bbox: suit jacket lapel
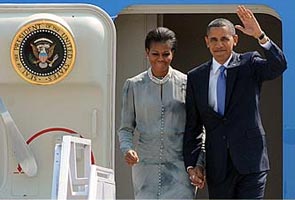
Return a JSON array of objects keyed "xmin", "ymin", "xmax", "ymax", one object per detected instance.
[
  {"xmin": 199, "ymin": 54, "xmax": 241, "ymax": 117},
  {"xmin": 199, "ymin": 62, "xmax": 210, "ymax": 109},
  {"xmin": 199, "ymin": 61, "xmax": 221, "ymax": 118},
  {"xmin": 225, "ymin": 52, "xmax": 240, "ymax": 113}
]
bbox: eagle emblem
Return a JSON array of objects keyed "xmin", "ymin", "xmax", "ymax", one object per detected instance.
[
  {"xmin": 11, "ymin": 19, "xmax": 76, "ymax": 85},
  {"xmin": 30, "ymin": 38, "xmax": 59, "ymax": 69}
]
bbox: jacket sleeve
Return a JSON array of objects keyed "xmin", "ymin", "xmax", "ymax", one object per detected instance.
[
  {"xmin": 183, "ymin": 72, "xmax": 205, "ymax": 169},
  {"xmin": 252, "ymin": 40, "xmax": 287, "ymax": 82}
]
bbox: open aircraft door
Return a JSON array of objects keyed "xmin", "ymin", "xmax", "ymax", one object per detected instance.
[{"xmin": 0, "ymin": 4, "xmax": 116, "ymax": 199}]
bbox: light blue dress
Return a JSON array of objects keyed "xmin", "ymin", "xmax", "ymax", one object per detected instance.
[{"xmin": 118, "ymin": 67, "xmax": 195, "ymax": 199}]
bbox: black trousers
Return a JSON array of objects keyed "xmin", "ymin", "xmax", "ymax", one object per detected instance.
[{"xmin": 207, "ymin": 152, "xmax": 268, "ymax": 199}]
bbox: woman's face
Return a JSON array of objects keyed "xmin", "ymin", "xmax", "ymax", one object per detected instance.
[{"xmin": 146, "ymin": 42, "xmax": 174, "ymax": 77}]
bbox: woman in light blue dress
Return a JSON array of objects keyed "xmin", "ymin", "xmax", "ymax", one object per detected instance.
[{"xmin": 118, "ymin": 27, "xmax": 200, "ymax": 199}]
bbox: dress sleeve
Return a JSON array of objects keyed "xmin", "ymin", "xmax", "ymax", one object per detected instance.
[{"xmin": 118, "ymin": 79, "xmax": 136, "ymax": 154}]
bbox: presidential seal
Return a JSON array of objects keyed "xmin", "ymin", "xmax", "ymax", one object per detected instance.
[{"xmin": 11, "ymin": 19, "xmax": 76, "ymax": 85}]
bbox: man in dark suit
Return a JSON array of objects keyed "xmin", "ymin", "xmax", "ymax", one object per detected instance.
[{"xmin": 183, "ymin": 5, "xmax": 287, "ymax": 199}]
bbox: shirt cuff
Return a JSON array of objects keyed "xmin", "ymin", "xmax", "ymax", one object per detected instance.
[
  {"xmin": 187, "ymin": 166, "xmax": 194, "ymax": 172},
  {"xmin": 260, "ymin": 39, "xmax": 271, "ymax": 50}
]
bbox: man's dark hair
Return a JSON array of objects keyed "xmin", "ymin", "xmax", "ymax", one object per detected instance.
[{"xmin": 207, "ymin": 18, "xmax": 236, "ymax": 36}]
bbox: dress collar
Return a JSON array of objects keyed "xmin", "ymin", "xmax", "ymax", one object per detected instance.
[{"xmin": 148, "ymin": 66, "xmax": 172, "ymax": 85}]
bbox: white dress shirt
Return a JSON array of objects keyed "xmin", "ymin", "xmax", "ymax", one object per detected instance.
[{"xmin": 208, "ymin": 55, "xmax": 232, "ymax": 113}]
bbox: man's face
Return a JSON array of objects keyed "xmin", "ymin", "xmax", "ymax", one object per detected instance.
[{"xmin": 205, "ymin": 26, "xmax": 238, "ymax": 64}]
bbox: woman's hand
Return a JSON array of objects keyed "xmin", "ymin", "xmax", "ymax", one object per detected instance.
[{"xmin": 124, "ymin": 150, "xmax": 139, "ymax": 166}]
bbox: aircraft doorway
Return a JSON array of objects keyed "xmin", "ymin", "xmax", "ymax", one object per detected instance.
[{"xmin": 115, "ymin": 6, "xmax": 283, "ymax": 199}]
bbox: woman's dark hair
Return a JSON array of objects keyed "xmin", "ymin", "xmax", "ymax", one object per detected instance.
[{"xmin": 145, "ymin": 27, "xmax": 177, "ymax": 51}]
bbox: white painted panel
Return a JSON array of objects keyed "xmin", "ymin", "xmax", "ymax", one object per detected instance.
[{"xmin": 0, "ymin": 4, "xmax": 115, "ymax": 199}]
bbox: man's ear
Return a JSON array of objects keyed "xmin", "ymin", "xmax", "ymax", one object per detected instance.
[
  {"xmin": 171, "ymin": 50, "xmax": 175, "ymax": 57},
  {"xmin": 233, "ymin": 34, "xmax": 239, "ymax": 46},
  {"xmin": 205, "ymin": 36, "xmax": 209, "ymax": 48}
]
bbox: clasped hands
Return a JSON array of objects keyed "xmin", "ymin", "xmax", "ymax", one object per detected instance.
[{"xmin": 188, "ymin": 166, "xmax": 206, "ymax": 189}]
